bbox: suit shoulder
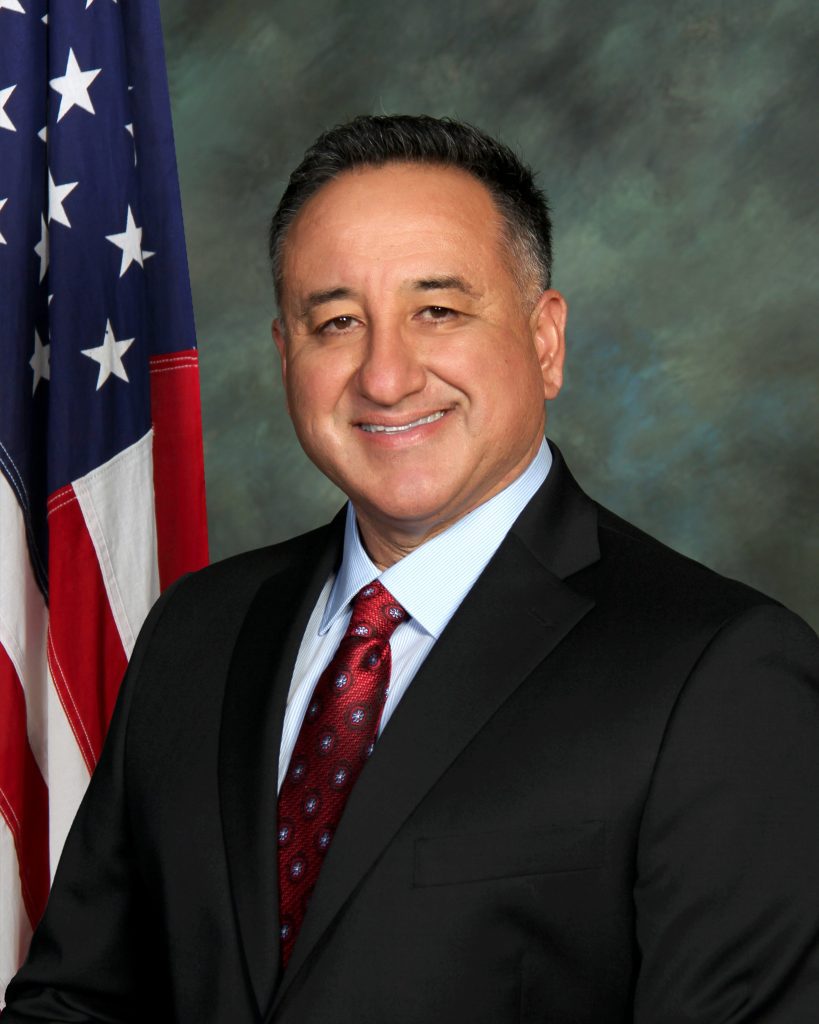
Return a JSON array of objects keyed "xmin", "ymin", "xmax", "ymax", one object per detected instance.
[
  {"xmin": 178, "ymin": 521, "xmax": 337, "ymax": 597},
  {"xmin": 591, "ymin": 503, "xmax": 788, "ymax": 629},
  {"xmin": 137, "ymin": 520, "xmax": 341, "ymax": 648}
]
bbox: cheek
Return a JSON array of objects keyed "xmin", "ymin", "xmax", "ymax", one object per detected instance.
[
  {"xmin": 474, "ymin": 346, "xmax": 546, "ymax": 433},
  {"xmin": 286, "ymin": 353, "xmax": 340, "ymax": 415},
  {"xmin": 285, "ymin": 361, "xmax": 354, "ymax": 455},
  {"xmin": 442, "ymin": 335, "xmax": 537, "ymax": 402}
]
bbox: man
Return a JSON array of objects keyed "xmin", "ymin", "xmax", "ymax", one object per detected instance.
[{"xmin": 5, "ymin": 115, "xmax": 819, "ymax": 1022}]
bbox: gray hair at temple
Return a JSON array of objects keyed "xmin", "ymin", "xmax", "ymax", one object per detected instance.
[{"xmin": 268, "ymin": 114, "xmax": 553, "ymax": 308}]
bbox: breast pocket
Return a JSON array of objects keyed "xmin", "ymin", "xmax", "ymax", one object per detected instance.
[{"xmin": 413, "ymin": 821, "xmax": 605, "ymax": 887}]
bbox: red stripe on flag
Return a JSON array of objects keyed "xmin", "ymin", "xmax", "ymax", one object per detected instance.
[
  {"xmin": 0, "ymin": 644, "xmax": 49, "ymax": 928},
  {"xmin": 150, "ymin": 351, "xmax": 209, "ymax": 590},
  {"xmin": 46, "ymin": 485, "xmax": 128, "ymax": 771}
]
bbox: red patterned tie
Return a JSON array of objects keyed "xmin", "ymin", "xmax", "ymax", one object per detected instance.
[{"xmin": 277, "ymin": 580, "xmax": 407, "ymax": 966}]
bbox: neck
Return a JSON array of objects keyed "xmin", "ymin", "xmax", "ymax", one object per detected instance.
[{"xmin": 355, "ymin": 518, "xmax": 437, "ymax": 570}]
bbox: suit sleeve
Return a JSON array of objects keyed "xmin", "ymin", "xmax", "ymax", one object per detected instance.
[
  {"xmin": 633, "ymin": 603, "xmax": 819, "ymax": 1022},
  {"xmin": 2, "ymin": 580, "xmax": 184, "ymax": 1023}
]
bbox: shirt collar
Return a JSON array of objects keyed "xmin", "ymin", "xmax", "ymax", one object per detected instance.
[{"xmin": 320, "ymin": 439, "xmax": 552, "ymax": 639}]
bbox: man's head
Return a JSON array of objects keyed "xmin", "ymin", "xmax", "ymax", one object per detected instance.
[
  {"xmin": 271, "ymin": 115, "xmax": 567, "ymax": 568},
  {"xmin": 269, "ymin": 114, "xmax": 553, "ymax": 308}
]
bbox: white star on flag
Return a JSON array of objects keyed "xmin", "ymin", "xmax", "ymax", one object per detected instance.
[
  {"xmin": 85, "ymin": 0, "xmax": 118, "ymax": 7},
  {"xmin": 0, "ymin": 0, "xmax": 25, "ymax": 13},
  {"xmin": 0, "ymin": 197, "xmax": 7, "ymax": 244},
  {"xmin": 125, "ymin": 122, "xmax": 137, "ymax": 165},
  {"xmin": 34, "ymin": 214, "xmax": 49, "ymax": 281},
  {"xmin": 0, "ymin": 84, "xmax": 16, "ymax": 132},
  {"xmin": 106, "ymin": 205, "xmax": 154, "ymax": 276},
  {"xmin": 29, "ymin": 329, "xmax": 51, "ymax": 394},
  {"xmin": 81, "ymin": 319, "xmax": 135, "ymax": 389},
  {"xmin": 49, "ymin": 48, "xmax": 101, "ymax": 122},
  {"xmin": 48, "ymin": 170, "xmax": 79, "ymax": 228}
]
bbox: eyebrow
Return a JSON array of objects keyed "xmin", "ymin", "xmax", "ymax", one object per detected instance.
[
  {"xmin": 410, "ymin": 276, "xmax": 479, "ymax": 298},
  {"xmin": 299, "ymin": 287, "xmax": 356, "ymax": 318},
  {"xmin": 296, "ymin": 275, "xmax": 480, "ymax": 320}
]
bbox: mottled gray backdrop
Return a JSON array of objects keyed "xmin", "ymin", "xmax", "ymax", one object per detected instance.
[{"xmin": 159, "ymin": 0, "xmax": 818, "ymax": 629}]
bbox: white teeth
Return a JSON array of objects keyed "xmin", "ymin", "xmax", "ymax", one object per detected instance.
[{"xmin": 360, "ymin": 411, "xmax": 446, "ymax": 434}]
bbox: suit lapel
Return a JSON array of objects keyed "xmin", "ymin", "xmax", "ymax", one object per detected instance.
[
  {"xmin": 273, "ymin": 444, "xmax": 600, "ymax": 1009},
  {"xmin": 218, "ymin": 517, "xmax": 344, "ymax": 1019}
]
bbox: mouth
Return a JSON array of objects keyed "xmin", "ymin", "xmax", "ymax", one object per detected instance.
[{"xmin": 358, "ymin": 410, "xmax": 447, "ymax": 434}]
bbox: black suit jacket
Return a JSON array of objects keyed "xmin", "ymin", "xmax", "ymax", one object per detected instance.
[{"xmin": 5, "ymin": 445, "xmax": 819, "ymax": 1023}]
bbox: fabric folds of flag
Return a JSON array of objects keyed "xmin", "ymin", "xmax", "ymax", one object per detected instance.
[{"xmin": 0, "ymin": 0, "xmax": 209, "ymax": 1002}]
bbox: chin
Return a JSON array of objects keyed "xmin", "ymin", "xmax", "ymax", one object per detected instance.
[{"xmin": 359, "ymin": 486, "xmax": 462, "ymax": 535}]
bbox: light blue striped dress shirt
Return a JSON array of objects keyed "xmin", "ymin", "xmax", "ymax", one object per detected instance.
[{"xmin": 276, "ymin": 438, "xmax": 552, "ymax": 792}]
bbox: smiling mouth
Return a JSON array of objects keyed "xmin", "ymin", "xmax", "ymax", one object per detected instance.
[{"xmin": 358, "ymin": 411, "xmax": 447, "ymax": 434}]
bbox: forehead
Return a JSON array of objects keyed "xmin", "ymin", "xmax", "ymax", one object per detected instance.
[{"xmin": 280, "ymin": 163, "xmax": 508, "ymax": 295}]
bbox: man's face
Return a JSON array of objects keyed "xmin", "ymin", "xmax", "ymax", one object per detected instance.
[{"xmin": 274, "ymin": 162, "xmax": 566, "ymax": 565}]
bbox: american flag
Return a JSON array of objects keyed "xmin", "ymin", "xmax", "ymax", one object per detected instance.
[{"xmin": 0, "ymin": 0, "xmax": 209, "ymax": 1001}]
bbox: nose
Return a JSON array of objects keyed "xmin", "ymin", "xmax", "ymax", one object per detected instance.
[{"xmin": 355, "ymin": 319, "xmax": 426, "ymax": 406}]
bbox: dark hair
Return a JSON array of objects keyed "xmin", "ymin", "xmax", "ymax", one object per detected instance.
[{"xmin": 269, "ymin": 114, "xmax": 552, "ymax": 306}]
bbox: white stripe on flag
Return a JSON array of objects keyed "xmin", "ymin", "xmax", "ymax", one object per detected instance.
[
  {"xmin": 0, "ymin": 471, "xmax": 90, "ymax": 874},
  {"xmin": 1, "ymin": 471, "xmax": 90, "ymax": 1000},
  {"xmin": 0, "ymin": 820, "xmax": 32, "ymax": 1012},
  {"xmin": 0, "ymin": 472, "xmax": 48, "ymax": 773},
  {"xmin": 73, "ymin": 430, "xmax": 160, "ymax": 659},
  {"xmin": 46, "ymin": 675, "xmax": 91, "ymax": 877}
]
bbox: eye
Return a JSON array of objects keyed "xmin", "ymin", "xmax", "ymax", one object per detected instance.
[
  {"xmin": 417, "ymin": 305, "xmax": 458, "ymax": 322},
  {"xmin": 317, "ymin": 315, "xmax": 360, "ymax": 335}
]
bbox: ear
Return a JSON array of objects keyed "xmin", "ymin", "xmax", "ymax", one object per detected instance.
[
  {"xmin": 530, "ymin": 289, "xmax": 567, "ymax": 400},
  {"xmin": 272, "ymin": 318, "xmax": 287, "ymax": 377},
  {"xmin": 272, "ymin": 318, "xmax": 291, "ymax": 412}
]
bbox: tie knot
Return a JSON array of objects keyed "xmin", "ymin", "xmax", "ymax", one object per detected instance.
[{"xmin": 347, "ymin": 580, "xmax": 407, "ymax": 640}]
